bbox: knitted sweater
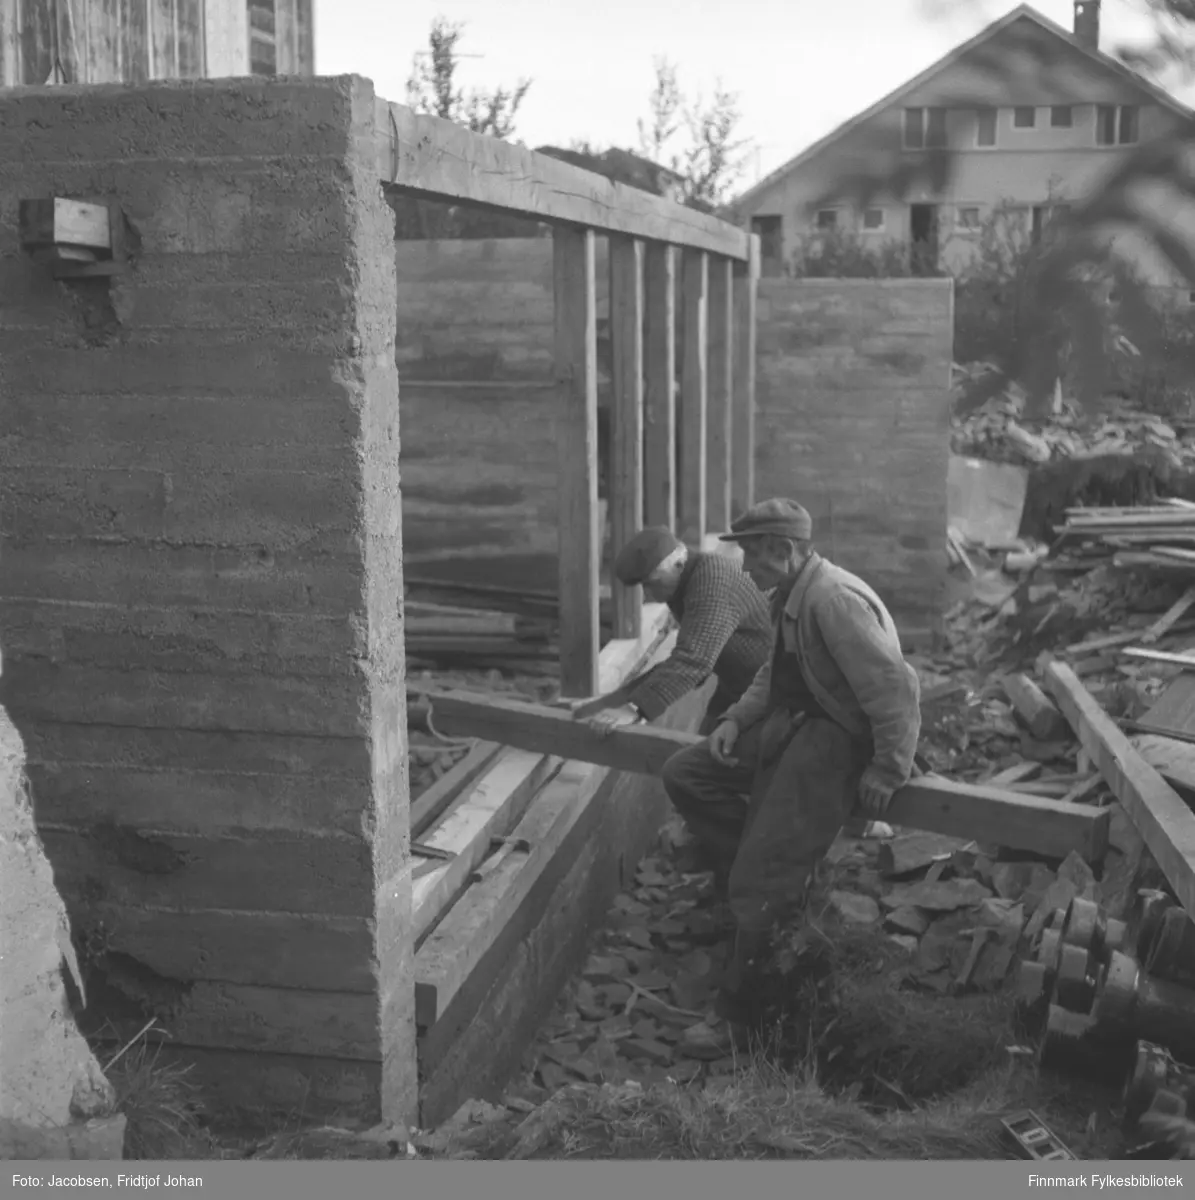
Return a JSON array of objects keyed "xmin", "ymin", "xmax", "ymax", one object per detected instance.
[{"xmin": 626, "ymin": 552, "xmax": 773, "ymax": 720}]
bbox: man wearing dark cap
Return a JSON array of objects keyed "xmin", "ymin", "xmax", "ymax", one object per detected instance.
[
  {"xmin": 660, "ymin": 498, "xmax": 922, "ymax": 1041},
  {"xmin": 579, "ymin": 525, "xmax": 773, "ymax": 739}
]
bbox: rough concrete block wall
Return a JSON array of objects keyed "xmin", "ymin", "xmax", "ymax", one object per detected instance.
[
  {"xmin": 0, "ymin": 659, "xmax": 125, "ymax": 1159},
  {"xmin": 0, "ymin": 76, "xmax": 414, "ymax": 1124},
  {"xmin": 753, "ymin": 278, "xmax": 953, "ymax": 647}
]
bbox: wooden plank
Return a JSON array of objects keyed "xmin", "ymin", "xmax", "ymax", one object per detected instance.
[
  {"xmin": 678, "ymin": 249, "xmax": 708, "ymax": 547},
  {"xmin": 410, "ymin": 740, "xmax": 505, "ymax": 839},
  {"xmin": 706, "ymin": 255, "xmax": 734, "ymax": 534},
  {"xmin": 372, "ymin": 101, "xmax": 751, "ymax": 260},
  {"xmin": 410, "ymin": 750, "xmax": 561, "ymax": 941},
  {"xmin": 419, "ymin": 690, "xmax": 1108, "ymax": 861},
  {"xmin": 1001, "ymin": 672, "xmax": 1069, "ymax": 741},
  {"xmin": 202, "ymin": 0, "xmax": 250, "ymax": 75},
  {"xmin": 1135, "ymin": 733, "xmax": 1195, "ymax": 798},
  {"xmin": 731, "ymin": 235, "xmax": 759, "ymax": 521},
  {"xmin": 1143, "ymin": 584, "xmax": 1195, "ymax": 643},
  {"xmin": 295, "ymin": 0, "xmax": 314, "ymax": 73},
  {"xmin": 1123, "ymin": 647, "xmax": 1195, "ymax": 669},
  {"xmin": 415, "ymin": 622, "xmax": 680, "ymax": 1031},
  {"xmin": 1137, "ymin": 673, "xmax": 1195, "ymax": 740},
  {"xmin": 149, "ymin": 0, "xmax": 179, "ymax": 78},
  {"xmin": 1045, "ymin": 660, "xmax": 1195, "ymax": 915},
  {"xmin": 0, "ymin": 0, "xmax": 18, "ymax": 85},
  {"xmin": 553, "ymin": 226, "xmax": 601, "ymax": 698},
  {"xmin": 609, "ymin": 234, "xmax": 645, "ymax": 639},
  {"xmin": 122, "ymin": 0, "xmax": 150, "ymax": 83},
  {"xmin": 643, "ymin": 242, "xmax": 677, "ymax": 532},
  {"xmin": 274, "ymin": 0, "xmax": 298, "ymax": 73}
]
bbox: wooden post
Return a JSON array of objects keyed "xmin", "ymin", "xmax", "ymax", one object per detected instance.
[
  {"xmin": 678, "ymin": 248, "xmax": 708, "ymax": 547},
  {"xmin": 609, "ymin": 234, "xmax": 645, "ymax": 639},
  {"xmin": 706, "ymin": 255, "xmax": 734, "ymax": 535},
  {"xmin": 731, "ymin": 234, "xmax": 760, "ymax": 521},
  {"xmin": 643, "ymin": 243, "xmax": 676, "ymax": 532},
  {"xmin": 553, "ymin": 227, "xmax": 601, "ymax": 698}
]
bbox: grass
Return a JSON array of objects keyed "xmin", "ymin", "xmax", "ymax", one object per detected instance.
[{"xmin": 97, "ymin": 1023, "xmax": 221, "ymax": 1160}]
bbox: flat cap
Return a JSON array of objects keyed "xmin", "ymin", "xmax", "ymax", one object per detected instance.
[
  {"xmin": 614, "ymin": 526, "xmax": 684, "ymax": 586},
  {"xmin": 719, "ymin": 498, "xmax": 813, "ymax": 543}
]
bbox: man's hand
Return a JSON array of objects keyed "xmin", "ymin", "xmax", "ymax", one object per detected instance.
[
  {"xmin": 858, "ymin": 766, "xmax": 897, "ymax": 818},
  {"xmin": 584, "ymin": 704, "xmax": 642, "ymax": 738},
  {"xmin": 708, "ymin": 719, "xmax": 740, "ymax": 766}
]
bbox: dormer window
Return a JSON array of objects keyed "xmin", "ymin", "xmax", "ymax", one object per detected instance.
[
  {"xmin": 904, "ymin": 107, "xmax": 947, "ymax": 149},
  {"xmin": 1013, "ymin": 106, "xmax": 1037, "ymax": 128}
]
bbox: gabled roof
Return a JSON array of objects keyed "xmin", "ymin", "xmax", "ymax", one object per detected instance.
[{"xmin": 732, "ymin": 2, "xmax": 1192, "ymax": 210}]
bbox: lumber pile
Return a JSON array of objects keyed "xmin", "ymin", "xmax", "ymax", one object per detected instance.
[
  {"xmin": 403, "ymin": 598, "xmax": 559, "ymax": 672},
  {"xmin": 1054, "ymin": 502, "xmax": 1195, "ymax": 574}
]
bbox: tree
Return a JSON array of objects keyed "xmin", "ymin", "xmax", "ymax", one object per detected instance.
[
  {"xmin": 824, "ymin": 0, "xmax": 1195, "ymax": 416},
  {"xmin": 404, "ymin": 17, "xmax": 531, "ymax": 139},
  {"xmin": 636, "ymin": 57, "xmax": 751, "ymax": 208}
]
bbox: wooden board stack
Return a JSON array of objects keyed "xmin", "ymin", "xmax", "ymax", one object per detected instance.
[{"xmin": 1056, "ymin": 501, "xmax": 1195, "ymax": 573}]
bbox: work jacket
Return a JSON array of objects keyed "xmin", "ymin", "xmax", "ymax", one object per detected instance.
[{"xmin": 721, "ymin": 552, "xmax": 922, "ymax": 790}]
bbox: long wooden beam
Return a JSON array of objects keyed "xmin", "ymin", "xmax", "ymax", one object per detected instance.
[
  {"xmin": 706, "ymin": 255, "xmax": 734, "ymax": 535},
  {"xmin": 372, "ymin": 100, "xmax": 751, "ymax": 261},
  {"xmin": 609, "ymin": 234, "xmax": 645, "ymax": 639},
  {"xmin": 553, "ymin": 226, "xmax": 601, "ymax": 697},
  {"xmin": 1045, "ymin": 659, "xmax": 1195, "ymax": 915},
  {"xmin": 643, "ymin": 243, "xmax": 677, "ymax": 532},
  {"xmin": 730, "ymin": 235, "xmax": 760, "ymax": 521},
  {"xmin": 678, "ymin": 249, "xmax": 708, "ymax": 547},
  {"xmin": 420, "ymin": 690, "xmax": 1109, "ymax": 861}
]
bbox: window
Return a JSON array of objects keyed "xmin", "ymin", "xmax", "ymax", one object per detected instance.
[
  {"xmin": 957, "ymin": 206, "xmax": 981, "ymax": 231},
  {"xmin": 749, "ymin": 215, "xmax": 783, "ymax": 271},
  {"xmin": 1013, "ymin": 106, "xmax": 1037, "ymax": 128},
  {"xmin": 1097, "ymin": 104, "xmax": 1139, "ymax": 145},
  {"xmin": 1051, "ymin": 105, "xmax": 1073, "ymax": 127},
  {"xmin": 976, "ymin": 107, "xmax": 997, "ymax": 147},
  {"xmin": 815, "ymin": 209, "xmax": 839, "ymax": 230},
  {"xmin": 862, "ymin": 208, "xmax": 885, "ymax": 231},
  {"xmin": 904, "ymin": 107, "xmax": 947, "ymax": 149}
]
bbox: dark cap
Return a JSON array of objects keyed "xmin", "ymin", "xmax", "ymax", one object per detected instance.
[
  {"xmin": 614, "ymin": 526, "xmax": 685, "ymax": 586},
  {"xmin": 719, "ymin": 498, "xmax": 813, "ymax": 543}
]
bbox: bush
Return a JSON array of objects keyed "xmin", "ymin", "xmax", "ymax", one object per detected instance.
[{"xmin": 790, "ymin": 227, "xmax": 919, "ymax": 279}]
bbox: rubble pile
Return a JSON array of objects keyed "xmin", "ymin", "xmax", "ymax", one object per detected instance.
[{"xmin": 949, "ymin": 370, "xmax": 1194, "ymax": 471}]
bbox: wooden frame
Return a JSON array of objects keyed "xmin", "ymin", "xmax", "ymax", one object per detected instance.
[{"xmin": 372, "ymin": 96, "xmax": 754, "ymax": 698}]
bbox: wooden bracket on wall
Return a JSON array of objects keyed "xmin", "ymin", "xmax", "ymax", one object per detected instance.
[{"xmin": 18, "ymin": 197, "xmax": 127, "ymax": 280}]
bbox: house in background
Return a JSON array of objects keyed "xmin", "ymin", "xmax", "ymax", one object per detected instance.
[
  {"xmin": 728, "ymin": 1, "xmax": 1193, "ymax": 291},
  {"xmin": 0, "ymin": 0, "xmax": 314, "ymax": 86}
]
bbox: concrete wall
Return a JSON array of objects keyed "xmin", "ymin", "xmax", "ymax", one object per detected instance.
[
  {"xmin": 396, "ymin": 237, "xmax": 619, "ymax": 594},
  {"xmin": 733, "ymin": 14, "xmax": 1187, "ymax": 284},
  {"xmin": 754, "ymin": 278, "xmax": 953, "ymax": 647},
  {"xmin": 0, "ymin": 76, "xmax": 414, "ymax": 1124}
]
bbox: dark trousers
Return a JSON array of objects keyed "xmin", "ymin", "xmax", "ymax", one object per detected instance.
[
  {"xmin": 698, "ymin": 682, "xmax": 737, "ymax": 737},
  {"xmin": 661, "ymin": 710, "xmax": 870, "ymax": 936}
]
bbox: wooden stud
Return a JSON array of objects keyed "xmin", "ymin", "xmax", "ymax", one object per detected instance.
[
  {"xmin": 678, "ymin": 248, "xmax": 708, "ymax": 547},
  {"xmin": 731, "ymin": 234, "xmax": 760, "ymax": 521},
  {"xmin": 553, "ymin": 226, "xmax": 601, "ymax": 698},
  {"xmin": 0, "ymin": 0, "xmax": 18, "ymax": 85},
  {"xmin": 643, "ymin": 243, "xmax": 677, "ymax": 532},
  {"xmin": 609, "ymin": 235, "xmax": 645, "ymax": 639},
  {"xmin": 1045, "ymin": 660, "xmax": 1195, "ymax": 915},
  {"xmin": 706, "ymin": 255, "xmax": 734, "ymax": 535}
]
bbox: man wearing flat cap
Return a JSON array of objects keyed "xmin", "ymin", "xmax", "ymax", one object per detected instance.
[
  {"xmin": 660, "ymin": 498, "xmax": 921, "ymax": 1034},
  {"xmin": 579, "ymin": 525, "xmax": 773, "ymax": 740}
]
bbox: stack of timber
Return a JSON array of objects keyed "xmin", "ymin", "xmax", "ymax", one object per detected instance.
[
  {"xmin": 404, "ymin": 598, "xmax": 557, "ymax": 672},
  {"xmin": 1055, "ymin": 502, "xmax": 1195, "ymax": 574}
]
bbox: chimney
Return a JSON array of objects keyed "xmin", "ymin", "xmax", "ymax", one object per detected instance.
[{"xmin": 1074, "ymin": 0, "xmax": 1100, "ymax": 49}]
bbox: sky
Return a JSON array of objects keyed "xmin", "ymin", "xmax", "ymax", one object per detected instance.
[{"xmin": 314, "ymin": 0, "xmax": 1193, "ymax": 185}]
